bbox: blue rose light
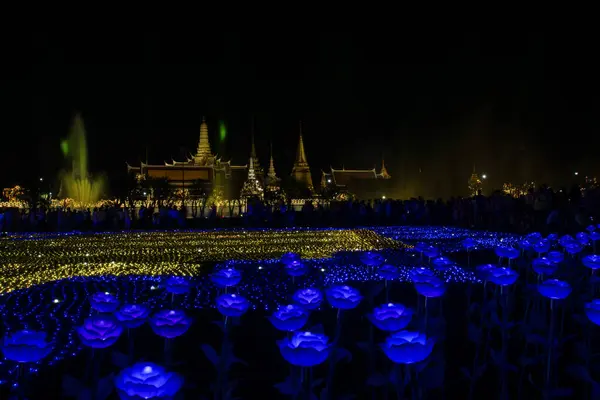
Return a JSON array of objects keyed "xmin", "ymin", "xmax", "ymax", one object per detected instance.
[
  {"xmin": 414, "ymin": 242, "xmax": 428, "ymax": 254},
  {"xmin": 379, "ymin": 264, "xmax": 400, "ymax": 281},
  {"xmin": 526, "ymin": 232, "xmax": 543, "ymax": 241},
  {"xmin": 409, "ymin": 267, "xmax": 435, "ymax": 283},
  {"xmin": 326, "ymin": 285, "xmax": 362, "ymax": 310},
  {"xmin": 559, "ymin": 234, "xmax": 576, "ymax": 247},
  {"xmin": 292, "ymin": 288, "xmax": 323, "ymax": 310},
  {"xmin": 538, "ymin": 279, "xmax": 572, "ymax": 300},
  {"xmin": 210, "ymin": 268, "xmax": 242, "ymax": 288},
  {"xmin": 546, "ymin": 233, "xmax": 559, "ymax": 243},
  {"xmin": 547, "ymin": 251, "xmax": 564, "ymax": 264},
  {"xmin": 360, "ymin": 251, "xmax": 384, "ymax": 267},
  {"xmin": 495, "ymin": 246, "xmax": 519, "ymax": 260},
  {"xmin": 423, "ymin": 246, "xmax": 439, "ymax": 259},
  {"xmin": 216, "ymin": 294, "xmax": 250, "ymax": 317},
  {"xmin": 285, "ymin": 260, "xmax": 308, "ymax": 277},
  {"xmin": 476, "ymin": 264, "xmax": 496, "ymax": 281},
  {"xmin": 1, "ymin": 330, "xmax": 53, "ymax": 363},
  {"xmin": 462, "ymin": 237, "xmax": 477, "ymax": 250},
  {"xmin": 77, "ymin": 315, "xmax": 123, "ymax": 348},
  {"xmin": 585, "ymin": 300, "xmax": 600, "ymax": 326},
  {"xmin": 268, "ymin": 304, "xmax": 310, "ymax": 332},
  {"xmin": 115, "ymin": 304, "xmax": 151, "ymax": 328},
  {"xmin": 532, "ymin": 239, "xmax": 551, "ymax": 254},
  {"xmin": 431, "ymin": 256, "xmax": 453, "ymax": 272},
  {"xmin": 590, "ymin": 231, "xmax": 600, "ymax": 241},
  {"xmin": 165, "ymin": 276, "xmax": 192, "ymax": 295},
  {"xmin": 488, "ymin": 267, "xmax": 519, "ymax": 286},
  {"xmin": 583, "ymin": 255, "xmax": 600, "ymax": 270},
  {"xmin": 368, "ymin": 303, "xmax": 413, "ymax": 332},
  {"xmin": 90, "ymin": 291, "xmax": 120, "ymax": 313},
  {"xmin": 115, "ymin": 362, "xmax": 183, "ymax": 400},
  {"xmin": 281, "ymin": 252, "xmax": 301, "ymax": 265},
  {"xmin": 518, "ymin": 239, "xmax": 532, "ymax": 251},
  {"xmin": 565, "ymin": 242, "xmax": 583, "ymax": 255},
  {"xmin": 278, "ymin": 331, "xmax": 331, "ymax": 367},
  {"xmin": 577, "ymin": 232, "xmax": 590, "ymax": 246},
  {"xmin": 414, "ymin": 277, "xmax": 446, "ymax": 298},
  {"xmin": 149, "ymin": 310, "xmax": 192, "ymax": 339},
  {"xmin": 381, "ymin": 331, "xmax": 435, "ymax": 364},
  {"xmin": 588, "ymin": 225, "xmax": 597, "ymax": 232},
  {"xmin": 532, "ymin": 257, "xmax": 558, "ymax": 276}
]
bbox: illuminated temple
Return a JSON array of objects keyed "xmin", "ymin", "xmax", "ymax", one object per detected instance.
[{"xmin": 127, "ymin": 117, "xmax": 392, "ymax": 200}]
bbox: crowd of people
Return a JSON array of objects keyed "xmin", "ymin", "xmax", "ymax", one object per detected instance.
[{"xmin": 1, "ymin": 184, "xmax": 598, "ymax": 235}]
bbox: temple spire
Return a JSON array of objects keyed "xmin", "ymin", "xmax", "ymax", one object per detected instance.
[
  {"xmin": 250, "ymin": 116, "xmax": 257, "ymax": 159},
  {"xmin": 195, "ymin": 116, "xmax": 212, "ymax": 165},
  {"xmin": 268, "ymin": 142, "xmax": 277, "ymax": 179},
  {"xmin": 248, "ymin": 157, "xmax": 256, "ymax": 181},
  {"xmin": 380, "ymin": 158, "xmax": 391, "ymax": 179},
  {"xmin": 291, "ymin": 120, "xmax": 313, "ymax": 191},
  {"xmin": 240, "ymin": 156, "xmax": 264, "ymax": 199},
  {"xmin": 295, "ymin": 121, "xmax": 309, "ymax": 166}
]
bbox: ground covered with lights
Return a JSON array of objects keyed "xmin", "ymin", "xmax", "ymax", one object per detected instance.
[{"xmin": 2, "ymin": 226, "xmax": 600, "ymax": 399}]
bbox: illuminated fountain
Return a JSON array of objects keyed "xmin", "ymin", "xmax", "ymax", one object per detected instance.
[{"xmin": 58, "ymin": 114, "xmax": 106, "ymax": 207}]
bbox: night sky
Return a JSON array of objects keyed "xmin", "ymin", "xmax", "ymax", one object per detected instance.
[{"xmin": 1, "ymin": 31, "xmax": 598, "ymax": 198}]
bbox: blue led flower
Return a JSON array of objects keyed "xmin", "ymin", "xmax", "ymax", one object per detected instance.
[
  {"xmin": 423, "ymin": 246, "xmax": 439, "ymax": 259},
  {"xmin": 409, "ymin": 267, "xmax": 435, "ymax": 283},
  {"xmin": 414, "ymin": 242, "xmax": 429, "ymax": 254},
  {"xmin": 361, "ymin": 251, "xmax": 384, "ymax": 267},
  {"xmin": 577, "ymin": 232, "xmax": 590, "ymax": 246},
  {"xmin": 590, "ymin": 231, "xmax": 600, "ymax": 242},
  {"xmin": 546, "ymin": 233, "xmax": 559, "ymax": 243},
  {"xmin": 476, "ymin": 264, "xmax": 496, "ymax": 281},
  {"xmin": 326, "ymin": 285, "xmax": 362, "ymax": 309},
  {"xmin": 165, "ymin": 276, "xmax": 192, "ymax": 295},
  {"xmin": 115, "ymin": 304, "xmax": 151, "ymax": 328},
  {"xmin": 588, "ymin": 225, "xmax": 597, "ymax": 232},
  {"xmin": 532, "ymin": 257, "xmax": 558, "ymax": 276},
  {"xmin": 495, "ymin": 246, "xmax": 519, "ymax": 259},
  {"xmin": 216, "ymin": 294, "xmax": 250, "ymax": 317},
  {"xmin": 526, "ymin": 232, "xmax": 543, "ymax": 241},
  {"xmin": 268, "ymin": 304, "xmax": 310, "ymax": 332},
  {"xmin": 565, "ymin": 242, "xmax": 583, "ymax": 255},
  {"xmin": 583, "ymin": 255, "xmax": 600, "ymax": 270},
  {"xmin": 115, "ymin": 362, "xmax": 183, "ymax": 400},
  {"xmin": 1, "ymin": 330, "xmax": 52, "ymax": 363},
  {"xmin": 77, "ymin": 315, "xmax": 123, "ymax": 348},
  {"xmin": 585, "ymin": 300, "xmax": 600, "ymax": 326},
  {"xmin": 381, "ymin": 331, "xmax": 434, "ymax": 364},
  {"xmin": 462, "ymin": 237, "xmax": 477, "ymax": 250},
  {"xmin": 547, "ymin": 251, "xmax": 564, "ymax": 264},
  {"xmin": 559, "ymin": 235, "xmax": 576, "ymax": 247},
  {"xmin": 292, "ymin": 288, "xmax": 323, "ymax": 310},
  {"xmin": 414, "ymin": 277, "xmax": 446, "ymax": 298},
  {"xmin": 518, "ymin": 239, "xmax": 532, "ymax": 251},
  {"xmin": 532, "ymin": 239, "xmax": 551, "ymax": 254},
  {"xmin": 379, "ymin": 264, "xmax": 400, "ymax": 281},
  {"xmin": 149, "ymin": 310, "xmax": 192, "ymax": 338},
  {"xmin": 285, "ymin": 260, "xmax": 308, "ymax": 277},
  {"xmin": 210, "ymin": 268, "xmax": 242, "ymax": 288},
  {"xmin": 488, "ymin": 267, "xmax": 519, "ymax": 286},
  {"xmin": 538, "ymin": 279, "xmax": 571, "ymax": 300},
  {"xmin": 432, "ymin": 256, "xmax": 453, "ymax": 272},
  {"xmin": 281, "ymin": 252, "xmax": 301, "ymax": 265},
  {"xmin": 90, "ymin": 291, "xmax": 120, "ymax": 313},
  {"xmin": 368, "ymin": 303, "xmax": 413, "ymax": 332},
  {"xmin": 278, "ymin": 331, "xmax": 331, "ymax": 367}
]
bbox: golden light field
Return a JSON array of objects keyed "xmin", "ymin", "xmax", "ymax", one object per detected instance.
[{"xmin": 0, "ymin": 229, "xmax": 402, "ymax": 294}]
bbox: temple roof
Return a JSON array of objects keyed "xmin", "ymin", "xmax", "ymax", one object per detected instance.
[
  {"xmin": 329, "ymin": 167, "xmax": 378, "ymax": 186},
  {"xmin": 195, "ymin": 117, "xmax": 213, "ymax": 164},
  {"xmin": 293, "ymin": 121, "xmax": 309, "ymax": 168}
]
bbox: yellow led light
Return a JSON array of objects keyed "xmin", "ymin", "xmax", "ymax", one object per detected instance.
[{"xmin": 0, "ymin": 229, "xmax": 404, "ymax": 294}]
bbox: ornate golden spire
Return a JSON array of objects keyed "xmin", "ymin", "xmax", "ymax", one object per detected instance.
[
  {"xmin": 268, "ymin": 143, "xmax": 277, "ymax": 179},
  {"xmin": 291, "ymin": 120, "xmax": 313, "ymax": 190},
  {"xmin": 380, "ymin": 158, "xmax": 391, "ymax": 179},
  {"xmin": 195, "ymin": 116, "xmax": 212, "ymax": 165}
]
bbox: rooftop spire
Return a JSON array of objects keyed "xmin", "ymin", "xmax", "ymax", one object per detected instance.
[
  {"xmin": 250, "ymin": 116, "xmax": 257, "ymax": 159},
  {"xmin": 295, "ymin": 120, "xmax": 309, "ymax": 166},
  {"xmin": 195, "ymin": 116, "xmax": 212, "ymax": 165},
  {"xmin": 380, "ymin": 158, "xmax": 391, "ymax": 179},
  {"xmin": 291, "ymin": 120, "xmax": 313, "ymax": 191},
  {"xmin": 240, "ymin": 156, "xmax": 264, "ymax": 199},
  {"xmin": 248, "ymin": 156, "xmax": 256, "ymax": 181}
]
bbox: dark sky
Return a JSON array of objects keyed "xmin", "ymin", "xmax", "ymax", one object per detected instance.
[{"xmin": 1, "ymin": 31, "xmax": 598, "ymax": 198}]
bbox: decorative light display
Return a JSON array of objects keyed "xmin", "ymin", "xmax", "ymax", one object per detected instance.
[{"xmin": 0, "ymin": 229, "xmax": 400, "ymax": 294}]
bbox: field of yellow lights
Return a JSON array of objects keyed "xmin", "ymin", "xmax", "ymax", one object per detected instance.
[{"xmin": 0, "ymin": 229, "xmax": 402, "ymax": 294}]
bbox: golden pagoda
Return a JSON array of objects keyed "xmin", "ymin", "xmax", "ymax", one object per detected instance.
[
  {"xmin": 468, "ymin": 165, "xmax": 482, "ymax": 196},
  {"xmin": 290, "ymin": 121, "xmax": 314, "ymax": 191}
]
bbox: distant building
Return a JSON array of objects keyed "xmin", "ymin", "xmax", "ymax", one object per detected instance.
[
  {"xmin": 321, "ymin": 160, "xmax": 392, "ymax": 200},
  {"xmin": 290, "ymin": 122, "xmax": 314, "ymax": 192},
  {"xmin": 127, "ymin": 117, "xmax": 247, "ymax": 199}
]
